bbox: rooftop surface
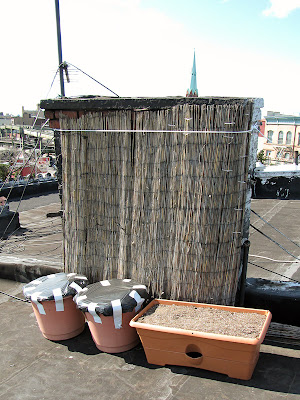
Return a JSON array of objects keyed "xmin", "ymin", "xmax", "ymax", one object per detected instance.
[
  {"xmin": 0, "ymin": 277, "xmax": 299, "ymax": 400},
  {"xmin": 255, "ymin": 164, "xmax": 300, "ymax": 179},
  {"xmin": 0, "ymin": 195, "xmax": 299, "ymax": 399}
]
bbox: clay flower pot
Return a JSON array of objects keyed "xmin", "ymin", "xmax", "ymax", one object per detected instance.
[
  {"xmin": 130, "ymin": 299, "xmax": 272, "ymax": 380},
  {"xmin": 23, "ymin": 272, "xmax": 88, "ymax": 341},
  {"xmin": 31, "ymin": 295, "xmax": 85, "ymax": 341},
  {"xmin": 74, "ymin": 279, "xmax": 149, "ymax": 353},
  {"xmin": 85, "ymin": 309, "xmax": 140, "ymax": 353}
]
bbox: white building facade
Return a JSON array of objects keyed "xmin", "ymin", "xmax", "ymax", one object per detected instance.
[{"xmin": 259, "ymin": 112, "xmax": 300, "ymax": 163}]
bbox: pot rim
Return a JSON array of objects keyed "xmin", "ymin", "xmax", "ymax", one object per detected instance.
[{"xmin": 130, "ymin": 298, "xmax": 272, "ymax": 345}]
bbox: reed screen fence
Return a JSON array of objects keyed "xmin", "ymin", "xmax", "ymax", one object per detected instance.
[{"xmin": 60, "ymin": 102, "xmax": 253, "ymax": 304}]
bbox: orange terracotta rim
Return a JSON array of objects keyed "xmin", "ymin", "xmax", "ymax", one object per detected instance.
[{"xmin": 130, "ymin": 299, "xmax": 272, "ymax": 345}]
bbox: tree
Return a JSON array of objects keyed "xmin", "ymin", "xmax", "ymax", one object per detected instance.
[
  {"xmin": 0, "ymin": 164, "xmax": 9, "ymax": 181},
  {"xmin": 257, "ymin": 150, "xmax": 267, "ymax": 164}
]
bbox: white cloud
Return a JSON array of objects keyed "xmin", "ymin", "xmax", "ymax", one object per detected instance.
[{"xmin": 263, "ymin": 0, "xmax": 300, "ymax": 18}]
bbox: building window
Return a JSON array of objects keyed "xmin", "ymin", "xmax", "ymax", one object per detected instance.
[
  {"xmin": 278, "ymin": 131, "xmax": 283, "ymax": 144},
  {"xmin": 267, "ymin": 130, "xmax": 273, "ymax": 143},
  {"xmin": 284, "ymin": 153, "xmax": 290, "ymax": 160},
  {"xmin": 298, "ymin": 132, "xmax": 300, "ymax": 146},
  {"xmin": 286, "ymin": 131, "xmax": 292, "ymax": 145},
  {"xmin": 266, "ymin": 151, "xmax": 272, "ymax": 157}
]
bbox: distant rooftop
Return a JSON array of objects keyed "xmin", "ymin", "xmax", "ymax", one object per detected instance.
[
  {"xmin": 264, "ymin": 111, "xmax": 300, "ymax": 124},
  {"xmin": 0, "ymin": 112, "xmax": 13, "ymax": 118}
]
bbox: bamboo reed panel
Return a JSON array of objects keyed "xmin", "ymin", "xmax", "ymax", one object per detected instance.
[{"xmin": 60, "ymin": 101, "xmax": 253, "ymax": 305}]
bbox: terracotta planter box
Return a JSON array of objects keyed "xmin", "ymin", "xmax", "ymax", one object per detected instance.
[{"xmin": 130, "ymin": 299, "xmax": 272, "ymax": 380}]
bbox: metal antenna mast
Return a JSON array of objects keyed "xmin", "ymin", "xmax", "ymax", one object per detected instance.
[{"xmin": 55, "ymin": 0, "xmax": 65, "ymax": 97}]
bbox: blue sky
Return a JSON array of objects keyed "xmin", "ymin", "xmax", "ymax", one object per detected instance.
[
  {"xmin": 1, "ymin": 0, "xmax": 300, "ymax": 117},
  {"xmin": 140, "ymin": 0, "xmax": 300, "ymax": 57}
]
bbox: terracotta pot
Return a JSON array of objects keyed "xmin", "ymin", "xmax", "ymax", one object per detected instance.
[
  {"xmin": 130, "ymin": 299, "xmax": 272, "ymax": 380},
  {"xmin": 85, "ymin": 309, "xmax": 140, "ymax": 353},
  {"xmin": 31, "ymin": 295, "xmax": 85, "ymax": 341}
]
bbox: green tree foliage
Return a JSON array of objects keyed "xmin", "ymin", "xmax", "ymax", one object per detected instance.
[
  {"xmin": 257, "ymin": 150, "xmax": 267, "ymax": 164},
  {"xmin": 0, "ymin": 164, "xmax": 9, "ymax": 181}
]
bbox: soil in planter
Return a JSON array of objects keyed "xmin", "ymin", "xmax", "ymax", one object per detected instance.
[{"xmin": 137, "ymin": 304, "xmax": 267, "ymax": 339}]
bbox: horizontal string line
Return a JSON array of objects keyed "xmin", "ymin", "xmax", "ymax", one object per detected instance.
[
  {"xmin": 71, "ymin": 188, "xmax": 247, "ymax": 196},
  {"xmin": 57, "ymin": 128, "xmax": 253, "ymax": 134}
]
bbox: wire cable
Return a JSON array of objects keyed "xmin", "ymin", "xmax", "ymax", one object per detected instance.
[
  {"xmin": 250, "ymin": 223, "xmax": 300, "ymax": 262},
  {"xmin": 248, "ymin": 261, "xmax": 300, "ymax": 284},
  {"xmin": 45, "ymin": 65, "xmax": 61, "ymax": 99},
  {"xmin": 248, "ymin": 254, "xmax": 300, "ymax": 263},
  {"xmin": 0, "ymin": 209, "xmax": 62, "ymax": 252},
  {"xmin": 251, "ymin": 209, "xmax": 300, "ymax": 250},
  {"xmin": 0, "ymin": 290, "xmax": 30, "ymax": 303},
  {"xmin": 54, "ymin": 128, "xmax": 253, "ymax": 134},
  {"xmin": 0, "ymin": 135, "xmax": 55, "ymax": 239},
  {"xmin": 65, "ymin": 61, "xmax": 119, "ymax": 97},
  {"xmin": 0, "ymin": 65, "xmax": 62, "ymax": 247},
  {"xmin": 0, "ymin": 111, "xmax": 48, "ymax": 191},
  {"xmin": 0, "ymin": 118, "xmax": 51, "ymax": 199},
  {"xmin": 0, "ymin": 135, "xmax": 52, "ymax": 218}
]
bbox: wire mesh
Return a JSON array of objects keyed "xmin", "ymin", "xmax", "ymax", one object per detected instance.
[{"xmin": 60, "ymin": 101, "xmax": 253, "ymax": 305}]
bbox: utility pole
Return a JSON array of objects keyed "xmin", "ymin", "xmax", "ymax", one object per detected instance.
[
  {"xmin": 54, "ymin": 0, "xmax": 64, "ymax": 206},
  {"xmin": 55, "ymin": 0, "xmax": 65, "ymax": 97}
]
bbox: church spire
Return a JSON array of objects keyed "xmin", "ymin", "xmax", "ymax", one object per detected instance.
[{"xmin": 186, "ymin": 50, "xmax": 198, "ymax": 97}]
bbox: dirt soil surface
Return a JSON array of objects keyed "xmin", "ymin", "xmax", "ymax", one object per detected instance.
[{"xmin": 138, "ymin": 304, "xmax": 267, "ymax": 339}]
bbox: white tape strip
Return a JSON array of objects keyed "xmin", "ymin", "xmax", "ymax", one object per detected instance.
[
  {"xmin": 69, "ymin": 281, "xmax": 84, "ymax": 293},
  {"xmin": 74, "ymin": 294, "xmax": 89, "ymax": 309},
  {"xmin": 100, "ymin": 280, "xmax": 111, "ymax": 286},
  {"xmin": 132, "ymin": 285, "xmax": 147, "ymax": 290},
  {"xmin": 111, "ymin": 299, "xmax": 122, "ymax": 329},
  {"xmin": 129, "ymin": 290, "xmax": 145, "ymax": 312},
  {"xmin": 123, "ymin": 279, "xmax": 131, "ymax": 282},
  {"xmin": 31, "ymin": 292, "xmax": 46, "ymax": 315},
  {"xmin": 23, "ymin": 286, "xmax": 37, "ymax": 294},
  {"xmin": 28, "ymin": 279, "xmax": 41, "ymax": 286},
  {"xmin": 53, "ymin": 288, "xmax": 64, "ymax": 312},
  {"xmin": 73, "ymin": 275, "xmax": 88, "ymax": 280},
  {"xmin": 88, "ymin": 303, "xmax": 102, "ymax": 323},
  {"xmin": 67, "ymin": 273, "xmax": 76, "ymax": 277},
  {"xmin": 76, "ymin": 294, "xmax": 87, "ymax": 303}
]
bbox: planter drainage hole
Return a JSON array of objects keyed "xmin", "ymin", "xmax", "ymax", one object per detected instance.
[
  {"xmin": 185, "ymin": 344, "xmax": 202, "ymax": 359},
  {"xmin": 186, "ymin": 351, "xmax": 203, "ymax": 359}
]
